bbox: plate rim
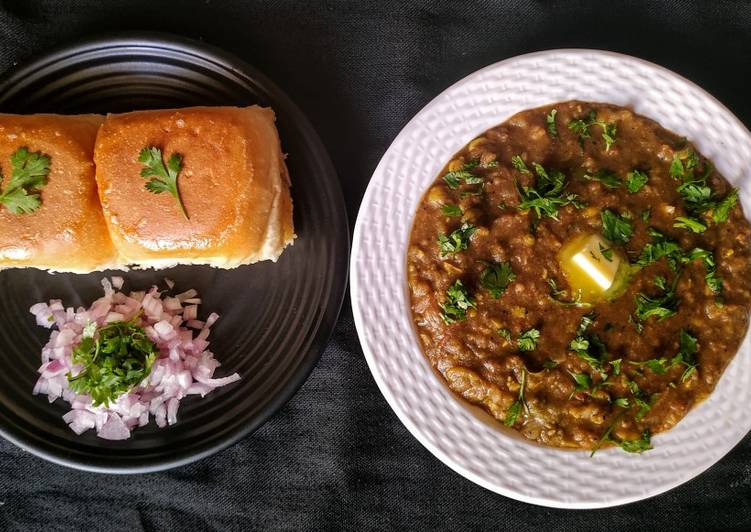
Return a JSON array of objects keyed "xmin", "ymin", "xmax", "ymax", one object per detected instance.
[
  {"xmin": 351, "ymin": 47, "xmax": 751, "ymax": 508},
  {"xmin": 0, "ymin": 31, "xmax": 350, "ymax": 474}
]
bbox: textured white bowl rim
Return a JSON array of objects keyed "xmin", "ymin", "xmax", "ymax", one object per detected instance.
[{"xmin": 351, "ymin": 49, "xmax": 751, "ymax": 509}]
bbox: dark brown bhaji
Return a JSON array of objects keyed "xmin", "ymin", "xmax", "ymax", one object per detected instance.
[{"xmin": 407, "ymin": 100, "xmax": 751, "ymax": 452}]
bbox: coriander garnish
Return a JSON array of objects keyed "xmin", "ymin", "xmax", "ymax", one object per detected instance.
[
  {"xmin": 439, "ymin": 279, "xmax": 475, "ymax": 324},
  {"xmin": 625, "ymin": 170, "xmax": 649, "ymax": 193},
  {"xmin": 685, "ymin": 247, "xmax": 723, "ymax": 294},
  {"xmin": 618, "ymin": 430, "xmax": 652, "ymax": 453},
  {"xmin": 569, "ymin": 313, "xmax": 609, "ymax": 379},
  {"xmin": 67, "ymin": 318, "xmax": 157, "ymax": 407},
  {"xmin": 601, "ymin": 209, "xmax": 633, "ymax": 246},
  {"xmin": 437, "ymin": 223, "xmax": 476, "ymax": 256},
  {"xmin": 546, "ymin": 109, "xmax": 558, "ymax": 137},
  {"xmin": 583, "ymin": 169, "xmax": 621, "ymax": 189},
  {"xmin": 503, "ymin": 369, "xmax": 527, "ymax": 427},
  {"xmin": 479, "ymin": 260, "xmax": 516, "ymax": 298},
  {"xmin": 671, "ymin": 149, "xmax": 738, "ymax": 232},
  {"xmin": 515, "ymin": 161, "xmax": 583, "ymax": 220},
  {"xmin": 139, "ymin": 146, "xmax": 189, "ymax": 219},
  {"xmin": 636, "ymin": 228, "xmax": 683, "ymax": 270},
  {"xmin": 511, "ymin": 155, "xmax": 530, "ymax": 174},
  {"xmin": 517, "ymin": 328, "xmax": 540, "ymax": 352},
  {"xmin": 441, "ymin": 204, "xmax": 463, "ymax": 217},
  {"xmin": 0, "ymin": 147, "xmax": 51, "ymax": 214},
  {"xmin": 568, "ymin": 110, "xmax": 617, "ymax": 151},
  {"xmin": 634, "ymin": 274, "xmax": 679, "ymax": 323}
]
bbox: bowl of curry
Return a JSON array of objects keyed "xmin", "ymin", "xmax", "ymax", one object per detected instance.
[
  {"xmin": 407, "ymin": 100, "xmax": 750, "ymax": 453},
  {"xmin": 351, "ymin": 49, "xmax": 751, "ymax": 507}
]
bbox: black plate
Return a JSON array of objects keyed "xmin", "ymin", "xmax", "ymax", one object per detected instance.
[{"xmin": 0, "ymin": 33, "xmax": 348, "ymax": 473}]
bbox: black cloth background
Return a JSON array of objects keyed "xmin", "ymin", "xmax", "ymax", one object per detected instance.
[{"xmin": 1, "ymin": 1, "xmax": 750, "ymax": 530}]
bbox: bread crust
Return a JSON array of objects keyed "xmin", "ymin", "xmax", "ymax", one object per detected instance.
[
  {"xmin": 94, "ymin": 106, "xmax": 295, "ymax": 268},
  {"xmin": 0, "ymin": 113, "xmax": 119, "ymax": 272}
]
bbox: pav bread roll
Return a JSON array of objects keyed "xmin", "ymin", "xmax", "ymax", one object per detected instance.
[
  {"xmin": 93, "ymin": 105, "xmax": 295, "ymax": 268},
  {"xmin": 0, "ymin": 113, "xmax": 119, "ymax": 272}
]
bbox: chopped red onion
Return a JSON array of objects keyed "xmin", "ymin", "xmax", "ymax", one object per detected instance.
[{"xmin": 29, "ymin": 277, "xmax": 240, "ymax": 440}]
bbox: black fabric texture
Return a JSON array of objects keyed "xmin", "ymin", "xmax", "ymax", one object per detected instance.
[{"xmin": 1, "ymin": 1, "xmax": 750, "ymax": 530}]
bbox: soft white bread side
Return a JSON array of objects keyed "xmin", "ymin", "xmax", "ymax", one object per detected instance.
[
  {"xmin": 93, "ymin": 105, "xmax": 295, "ymax": 268},
  {"xmin": 0, "ymin": 113, "xmax": 120, "ymax": 273}
]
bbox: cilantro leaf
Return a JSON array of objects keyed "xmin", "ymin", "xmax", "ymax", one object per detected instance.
[
  {"xmin": 601, "ymin": 209, "xmax": 633, "ymax": 245},
  {"xmin": 517, "ymin": 328, "xmax": 540, "ymax": 352},
  {"xmin": 713, "ymin": 188, "xmax": 738, "ymax": 223},
  {"xmin": 0, "ymin": 147, "xmax": 51, "ymax": 214},
  {"xmin": 570, "ymin": 371, "xmax": 593, "ymax": 396},
  {"xmin": 441, "ymin": 204, "xmax": 463, "ymax": 217},
  {"xmin": 618, "ymin": 430, "xmax": 652, "ymax": 453},
  {"xmin": 67, "ymin": 318, "xmax": 157, "ymax": 407},
  {"xmin": 437, "ymin": 223, "xmax": 476, "ymax": 256},
  {"xmin": 625, "ymin": 170, "xmax": 649, "ymax": 193},
  {"xmin": 439, "ymin": 280, "xmax": 475, "ymax": 324},
  {"xmin": 569, "ymin": 313, "xmax": 609, "ymax": 379},
  {"xmin": 613, "ymin": 397, "xmax": 630, "ymax": 408},
  {"xmin": 516, "ymin": 162, "xmax": 582, "ymax": 220},
  {"xmin": 139, "ymin": 147, "xmax": 189, "ymax": 219},
  {"xmin": 479, "ymin": 260, "xmax": 516, "ymax": 298},
  {"xmin": 673, "ymin": 216, "xmax": 707, "ymax": 233},
  {"xmin": 686, "ymin": 247, "xmax": 723, "ymax": 294},
  {"xmin": 546, "ymin": 109, "xmax": 558, "ymax": 137},
  {"xmin": 568, "ymin": 110, "xmax": 617, "ymax": 151},
  {"xmin": 637, "ymin": 228, "xmax": 682, "ymax": 270},
  {"xmin": 634, "ymin": 280, "xmax": 679, "ymax": 322},
  {"xmin": 503, "ymin": 369, "xmax": 527, "ymax": 427},
  {"xmin": 584, "ymin": 169, "xmax": 621, "ymax": 189},
  {"xmin": 511, "ymin": 155, "xmax": 530, "ymax": 174}
]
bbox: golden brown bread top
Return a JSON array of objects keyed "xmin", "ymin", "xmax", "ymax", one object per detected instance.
[
  {"xmin": 0, "ymin": 113, "xmax": 119, "ymax": 272},
  {"xmin": 94, "ymin": 105, "xmax": 294, "ymax": 267}
]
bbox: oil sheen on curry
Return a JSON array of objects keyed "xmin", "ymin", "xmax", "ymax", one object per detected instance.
[{"xmin": 407, "ymin": 101, "xmax": 751, "ymax": 453}]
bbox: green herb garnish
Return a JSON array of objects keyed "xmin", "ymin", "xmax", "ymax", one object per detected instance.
[
  {"xmin": 584, "ymin": 169, "xmax": 621, "ymax": 189},
  {"xmin": 516, "ymin": 161, "xmax": 582, "ymax": 220},
  {"xmin": 0, "ymin": 147, "xmax": 51, "ymax": 214},
  {"xmin": 437, "ymin": 223, "xmax": 476, "ymax": 256},
  {"xmin": 546, "ymin": 109, "xmax": 558, "ymax": 138},
  {"xmin": 504, "ymin": 369, "xmax": 527, "ymax": 427},
  {"xmin": 601, "ymin": 209, "xmax": 633, "ymax": 246},
  {"xmin": 569, "ymin": 314, "xmax": 609, "ymax": 379},
  {"xmin": 625, "ymin": 170, "xmax": 649, "ymax": 193},
  {"xmin": 479, "ymin": 260, "xmax": 516, "ymax": 298},
  {"xmin": 618, "ymin": 430, "xmax": 652, "ymax": 453},
  {"xmin": 67, "ymin": 318, "xmax": 157, "ymax": 407},
  {"xmin": 685, "ymin": 247, "xmax": 723, "ymax": 294},
  {"xmin": 673, "ymin": 216, "xmax": 707, "ymax": 233},
  {"xmin": 634, "ymin": 276, "xmax": 679, "ymax": 323},
  {"xmin": 568, "ymin": 110, "xmax": 617, "ymax": 151},
  {"xmin": 439, "ymin": 280, "xmax": 475, "ymax": 324},
  {"xmin": 570, "ymin": 371, "xmax": 593, "ymax": 398},
  {"xmin": 511, "ymin": 155, "xmax": 530, "ymax": 174},
  {"xmin": 497, "ymin": 328, "xmax": 512, "ymax": 341},
  {"xmin": 636, "ymin": 228, "xmax": 682, "ymax": 270},
  {"xmin": 713, "ymin": 188, "xmax": 738, "ymax": 222},
  {"xmin": 517, "ymin": 328, "xmax": 540, "ymax": 352},
  {"xmin": 139, "ymin": 146, "xmax": 189, "ymax": 219},
  {"xmin": 441, "ymin": 204, "xmax": 463, "ymax": 217}
]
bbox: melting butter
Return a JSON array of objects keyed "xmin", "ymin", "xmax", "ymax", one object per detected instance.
[{"xmin": 558, "ymin": 233, "xmax": 626, "ymax": 303}]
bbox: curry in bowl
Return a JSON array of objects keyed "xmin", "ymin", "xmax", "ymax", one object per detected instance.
[{"xmin": 407, "ymin": 101, "xmax": 751, "ymax": 453}]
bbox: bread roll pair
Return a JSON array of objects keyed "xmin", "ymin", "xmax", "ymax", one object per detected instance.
[{"xmin": 0, "ymin": 107, "xmax": 295, "ymax": 272}]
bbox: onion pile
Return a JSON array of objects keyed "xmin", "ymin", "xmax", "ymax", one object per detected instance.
[{"xmin": 30, "ymin": 277, "xmax": 240, "ymax": 440}]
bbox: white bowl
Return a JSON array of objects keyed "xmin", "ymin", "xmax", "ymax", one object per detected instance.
[{"xmin": 351, "ymin": 49, "xmax": 751, "ymax": 508}]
